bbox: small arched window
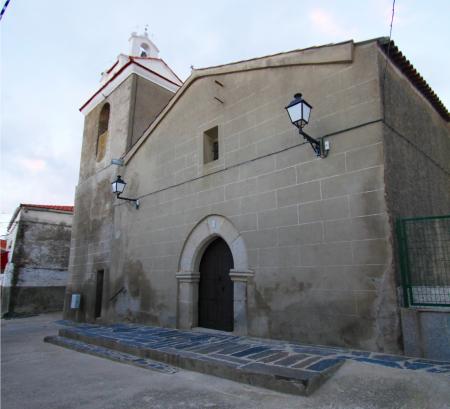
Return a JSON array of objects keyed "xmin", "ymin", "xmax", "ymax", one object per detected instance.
[
  {"xmin": 140, "ymin": 43, "xmax": 149, "ymax": 57},
  {"xmin": 96, "ymin": 103, "xmax": 110, "ymax": 161}
]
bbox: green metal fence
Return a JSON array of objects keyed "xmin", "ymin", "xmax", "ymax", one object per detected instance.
[{"xmin": 397, "ymin": 215, "xmax": 450, "ymax": 307}]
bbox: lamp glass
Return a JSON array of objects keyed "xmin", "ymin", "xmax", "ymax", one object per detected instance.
[
  {"xmin": 302, "ymin": 103, "xmax": 311, "ymax": 125},
  {"xmin": 286, "ymin": 102, "xmax": 302, "ymax": 125},
  {"xmin": 285, "ymin": 93, "xmax": 312, "ymax": 128},
  {"xmin": 112, "ymin": 176, "xmax": 126, "ymax": 194}
]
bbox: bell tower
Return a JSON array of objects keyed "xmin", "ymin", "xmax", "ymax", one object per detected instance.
[
  {"xmin": 64, "ymin": 33, "xmax": 182, "ymax": 322},
  {"xmin": 78, "ymin": 31, "xmax": 183, "ymax": 177},
  {"xmin": 128, "ymin": 31, "xmax": 159, "ymax": 58}
]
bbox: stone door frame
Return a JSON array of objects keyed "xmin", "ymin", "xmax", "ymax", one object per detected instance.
[{"xmin": 176, "ymin": 215, "xmax": 253, "ymax": 335}]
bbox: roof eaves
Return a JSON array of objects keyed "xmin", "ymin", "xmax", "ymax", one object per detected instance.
[
  {"xmin": 378, "ymin": 38, "xmax": 450, "ymax": 121},
  {"xmin": 80, "ymin": 59, "xmax": 182, "ymax": 113},
  {"xmin": 158, "ymin": 58, "xmax": 184, "ymax": 84},
  {"xmin": 123, "ymin": 41, "xmax": 354, "ymax": 163},
  {"xmin": 106, "ymin": 60, "xmax": 119, "ymax": 74},
  {"xmin": 194, "ymin": 40, "xmax": 353, "ymax": 72},
  {"xmin": 129, "ymin": 58, "xmax": 182, "ymax": 87},
  {"xmin": 7, "ymin": 206, "xmax": 21, "ymax": 232},
  {"xmin": 79, "ymin": 60, "xmax": 133, "ymax": 112},
  {"xmin": 6, "ymin": 204, "xmax": 74, "ymax": 230},
  {"xmin": 20, "ymin": 204, "xmax": 74, "ymax": 212}
]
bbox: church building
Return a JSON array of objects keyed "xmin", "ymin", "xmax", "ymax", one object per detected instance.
[{"xmin": 63, "ymin": 33, "xmax": 450, "ymax": 355}]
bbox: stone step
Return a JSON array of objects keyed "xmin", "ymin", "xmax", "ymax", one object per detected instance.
[
  {"xmin": 44, "ymin": 335, "xmax": 178, "ymax": 374},
  {"xmin": 49, "ymin": 327, "xmax": 343, "ymax": 396}
]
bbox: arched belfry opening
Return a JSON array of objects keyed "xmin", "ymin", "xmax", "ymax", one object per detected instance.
[
  {"xmin": 176, "ymin": 215, "xmax": 254, "ymax": 335},
  {"xmin": 96, "ymin": 103, "xmax": 110, "ymax": 162},
  {"xmin": 198, "ymin": 238, "xmax": 234, "ymax": 331},
  {"xmin": 139, "ymin": 43, "xmax": 149, "ymax": 57}
]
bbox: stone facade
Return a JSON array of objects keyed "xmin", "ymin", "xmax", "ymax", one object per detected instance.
[
  {"xmin": 2, "ymin": 205, "xmax": 73, "ymax": 315},
  {"xmin": 64, "ymin": 38, "xmax": 450, "ymax": 354}
]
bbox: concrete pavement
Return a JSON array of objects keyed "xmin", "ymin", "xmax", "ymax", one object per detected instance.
[{"xmin": 2, "ymin": 313, "xmax": 450, "ymax": 409}]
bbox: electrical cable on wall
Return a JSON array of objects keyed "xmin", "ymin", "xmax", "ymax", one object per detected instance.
[
  {"xmin": 382, "ymin": 0, "xmax": 396, "ymax": 112},
  {"xmin": 0, "ymin": 0, "xmax": 11, "ymax": 21}
]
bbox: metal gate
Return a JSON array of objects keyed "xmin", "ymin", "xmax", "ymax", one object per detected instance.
[{"xmin": 396, "ymin": 215, "xmax": 450, "ymax": 307}]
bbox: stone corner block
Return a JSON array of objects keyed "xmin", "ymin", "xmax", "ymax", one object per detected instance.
[{"xmin": 229, "ymin": 269, "xmax": 255, "ymax": 282}]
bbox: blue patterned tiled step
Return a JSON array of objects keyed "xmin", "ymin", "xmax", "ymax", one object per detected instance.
[
  {"xmin": 44, "ymin": 335, "xmax": 178, "ymax": 374},
  {"xmin": 307, "ymin": 358, "xmax": 345, "ymax": 372},
  {"xmin": 53, "ymin": 320, "xmax": 450, "ymax": 378},
  {"xmin": 49, "ymin": 326, "xmax": 344, "ymax": 396}
]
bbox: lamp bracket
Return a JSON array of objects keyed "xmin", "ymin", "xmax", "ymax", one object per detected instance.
[
  {"xmin": 111, "ymin": 158, "xmax": 124, "ymax": 166},
  {"xmin": 116, "ymin": 193, "xmax": 140, "ymax": 209},
  {"xmin": 299, "ymin": 129, "xmax": 329, "ymax": 158}
]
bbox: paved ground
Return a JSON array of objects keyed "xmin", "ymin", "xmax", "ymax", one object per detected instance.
[{"xmin": 2, "ymin": 314, "xmax": 450, "ymax": 409}]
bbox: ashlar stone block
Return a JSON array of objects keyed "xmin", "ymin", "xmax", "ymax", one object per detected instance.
[
  {"xmin": 223, "ymin": 134, "xmax": 240, "ymax": 153},
  {"xmin": 256, "ymin": 130, "xmax": 298, "ymax": 157},
  {"xmin": 352, "ymin": 239, "xmax": 389, "ymax": 265},
  {"xmin": 239, "ymin": 155, "xmax": 275, "ymax": 180},
  {"xmin": 346, "ymin": 143, "xmax": 383, "ymax": 172},
  {"xmin": 258, "ymin": 206, "xmax": 298, "ymax": 230},
  {"xmin": 259, "ymin": 246, "xmax": 300, "ymax": 267},
  {"xmin": 241, "ymin": 229, "xmax": 278, "ymax": 249},
  {"xmin": 275, "ymin": 144, "xmax": 314, "ymax": 170},
  {"xmin": 196, "ymin": 186, "xmax": 225, "ymax": 206},
  {"xmin": 241, "ymin": 191, "xmax": 277, "ymax": 213},
  {"xmin": 230, "ymin": 236, "xmax": 249, "ymax": 271},
  {"xmin": 313, "ymin": 265, "xmax": 384, "ymax": 292},
  {"xmin": 321, "ymin": 166, "xmax": 384, "ymax": 199},
  {"xmin": 299, "ymin": 196, "xmax": 349, "ymax": 223},
  {"xmin": 230, "ymin": 213, "xmax": 257, "ymax": 232},
  {"xmin": 324, "ymin": 214, "xmax": 388, "ymax": 242},
  {"xmin": 209, "ymin": 199, "xmax": 241, "ymax": 218},
  {"xmin": 257, "ymin": 167, "xmax": 296, "ymax": 193},
  {"xmin": 349, "ymin": 190, "xmax": 386, "ymax": 217},
  {"xmin": 225, "ymin": 144, "xmax": 257, "ymax": 167},
  {"xmin": 300, "ymin": 242, "xmax": 353, "ymax": 266},
  {"xmin": 277, "ymin": 181, "xmax": 321, "ymax": 208},
  {"xmin": 278, "ymin": 222, "xmax": 323, "ymax": 246},
  {"xmin": 225, "ymin": 179, "xmax": 258, "ymax": 200},
  {"xmin": 330, "ymin": 122, "xmax": 382, "ymax": 155},
  {"xmin": 297, "ymin": 154, "xmax": 346, "ymax": 183}
]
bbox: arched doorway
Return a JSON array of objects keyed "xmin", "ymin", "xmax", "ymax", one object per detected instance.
[
  {"xmin": 198, "ymin": 238, "xmax": 234, "ymax": 331},
  {"xmin": 176, "ymin": 215, "xmax": 254, "ymax": 334}
]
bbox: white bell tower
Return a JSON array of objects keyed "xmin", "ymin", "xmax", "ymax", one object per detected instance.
[
  {"xmin": 128, "ymin": 31, "xmax": 159, "ymax": 58},
  {"xmin": 81, "ymin": 31, "xmax": 182, "ymax": 116}
]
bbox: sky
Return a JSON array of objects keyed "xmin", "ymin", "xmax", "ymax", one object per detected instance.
[{"xmin": 1, "ymin": 0, "xmax": 449, "ymax": 236}]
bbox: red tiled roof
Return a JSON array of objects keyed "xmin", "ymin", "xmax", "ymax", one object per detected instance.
[
  {"xmin": 20, "ymin": 204, "xmax": 74, "ymax": 212},
  {"xmin": 7, "ymin": 203, "xmax": 74, "ymax": 231}
]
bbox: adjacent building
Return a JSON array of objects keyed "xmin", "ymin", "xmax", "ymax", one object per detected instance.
[
  {"xmin": 1, "ymin": 204, "xmax": 73, "ymax": 316},
  {"xmin": 0, "ymin": 239, "xmax": 8, "ymax": 273},
  {"xmin": 63, "ymin": 33, "xmax": 450, "ymax": 356}
]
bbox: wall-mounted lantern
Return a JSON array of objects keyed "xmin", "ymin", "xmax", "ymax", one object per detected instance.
[
  {"xmin": 285, "ymin": 93, "xmax": 329, "ymax": 158},
  {"xmin": 111, "ymin": 175, "xmax": 140, "ymax": 209}
]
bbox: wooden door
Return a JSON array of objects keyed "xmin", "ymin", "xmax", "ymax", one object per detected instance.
[
  {"xmin": 95, "ymin": 270, "xmax": 104, "ymax": 318},
  {"xmin": 198, "ymin": 238, "xmax": 234, "ymax": 331}
]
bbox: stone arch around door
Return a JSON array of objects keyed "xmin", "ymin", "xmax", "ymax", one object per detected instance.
[{"xmin": 176, "ymin": 215, "xmax": 253, "ymax": 334}]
